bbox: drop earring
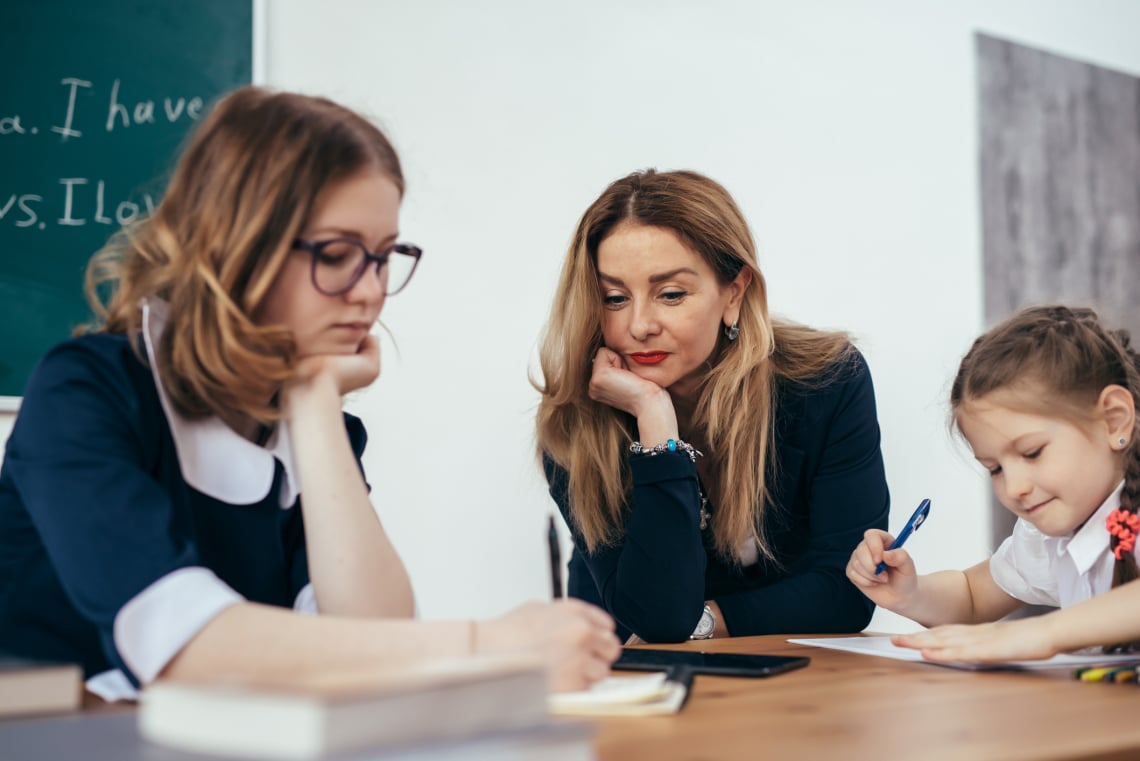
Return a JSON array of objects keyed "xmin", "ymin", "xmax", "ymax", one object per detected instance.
[{"xmin": 724, "ymin": 321, "xmax": 739, "ymax": 341}]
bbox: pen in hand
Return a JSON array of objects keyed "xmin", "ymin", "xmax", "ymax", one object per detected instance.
[
  {"xmin": 548, "ymin": 514, "xmax": 564, "ymax": 599},
  {"xmin": 875, "ymin": 498, "xmax": 932, "ymax": 575}
]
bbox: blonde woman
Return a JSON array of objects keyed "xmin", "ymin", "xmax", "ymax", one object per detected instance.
[
  {"xmin": 536, "ymin": 169, "xmax": 889, "ymax": 643},
  {"xmin": 0, "ymin": 87, "xmax": 618, "ymax": 699}
]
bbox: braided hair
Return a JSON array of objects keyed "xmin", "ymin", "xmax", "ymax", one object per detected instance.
[{"xmin": 951, "ymin": 305, "xmax": 1140, "ymax": 645}]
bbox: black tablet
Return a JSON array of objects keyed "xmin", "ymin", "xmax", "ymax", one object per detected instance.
[{"xmin": 613, "ymin": 648, "xmax": 810, "ymax": 678}]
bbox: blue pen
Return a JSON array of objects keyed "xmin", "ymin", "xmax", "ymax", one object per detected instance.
[{"xmin": 875, "ymin": 498, "xmax": 932, "ymax": 575}]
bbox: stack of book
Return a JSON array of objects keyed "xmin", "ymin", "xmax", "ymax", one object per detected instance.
[
  {"xmin": 138, "ymin": 655, "xmax": 594, "ymax": 760},
  {"xmin": 1, "ymin": 710, "xmax": 595, "ymax": 761},
  {"xmin": 0, "ymin": 652, "xmax": 82, "ymax": 719}
]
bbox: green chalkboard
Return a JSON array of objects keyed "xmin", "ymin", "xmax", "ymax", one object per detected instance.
[{"xmin": 0, "ymin": 0, "xmax": 252, "ymax": 398}]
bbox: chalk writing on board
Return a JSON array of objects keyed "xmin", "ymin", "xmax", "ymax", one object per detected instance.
[
  {"xmin": 0, "ymin": 0, "xmax": 253, "ymax": 399},
  {"xmin": 3, "ymin": 78, "xmax": 206, "ymax": 141},
  {"xmin": 1, "ymin": 77, "xmax": 208, "ymax": 231},
  {"xmin": 1, "ymin": 182, "xmax": 157, "ymax": 231}
]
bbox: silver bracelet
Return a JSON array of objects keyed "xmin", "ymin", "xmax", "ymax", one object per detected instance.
[{"xmin": 629, "ymin": 438, "xmax": 703, "ymax": 463}]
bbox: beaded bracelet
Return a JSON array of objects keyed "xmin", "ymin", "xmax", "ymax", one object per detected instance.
[{"xmin": 629, "ymin": 438, "xmax": 703, "ymax": 463}]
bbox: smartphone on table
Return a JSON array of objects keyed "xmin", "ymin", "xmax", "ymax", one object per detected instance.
[{"xmin": 613, "ymin": 648, "xmax": 810, "ymax": 678}]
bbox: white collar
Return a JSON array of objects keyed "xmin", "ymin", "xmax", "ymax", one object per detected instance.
[
  {"xmin": 142, "ymin": 299, "xmax": 299, "ymax": 508},
  {"xmin": 1049, "ymin": 480, "xmax": 1125, "ymax": 575}
]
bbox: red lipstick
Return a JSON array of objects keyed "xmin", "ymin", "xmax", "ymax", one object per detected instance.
[{"xmin": 630, "ymin": 352, "xmax": 668, "ymax": 365}]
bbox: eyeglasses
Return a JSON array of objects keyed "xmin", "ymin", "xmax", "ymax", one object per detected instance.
[{"xmin": 292, "ymin": 238, "xmax": 423, "ymax": 296}]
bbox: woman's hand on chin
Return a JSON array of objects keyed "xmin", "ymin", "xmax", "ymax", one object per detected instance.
[
  {"xmin": 292, "ymin": 333, "xmax": 381, "ymax": 397},
  {"xmin": 588, "ymin": 346, "xmax": 666, "ymax": 417}
]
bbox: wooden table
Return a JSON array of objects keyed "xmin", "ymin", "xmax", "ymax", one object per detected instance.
[{"xmin": 593, "ymin": 634, "xmax": 1140, "ymax": 761}]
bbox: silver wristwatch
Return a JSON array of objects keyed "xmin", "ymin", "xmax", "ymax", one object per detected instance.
[{"xmin": 690, "ymin": 604, "xmax": 715, "ymax": 640}]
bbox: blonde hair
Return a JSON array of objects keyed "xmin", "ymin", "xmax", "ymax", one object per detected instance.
[
  {"xmin": 951, "ymin": 305, "xmax": 1140, "ymax": 601},
  {"xmin": 535, "ymin": 169, "xmax": 852, "ymax": 563},
  {"xmin": 83, "ymin": 86, "xmax": 403, "ymax": 430}
]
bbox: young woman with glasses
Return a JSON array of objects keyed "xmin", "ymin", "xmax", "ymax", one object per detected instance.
[{"xmin": 0, "ymin": 86, "xmax": 619, "ymax": 700}]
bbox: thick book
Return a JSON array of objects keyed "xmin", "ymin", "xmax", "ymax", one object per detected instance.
[
  {"xmin": 0, "ymin": 710, "xmax": 597, "ymax": 761},
  {"xmin": 0, "ymin": 653, "xmax": 82, "ymax": 718},
  {"xmin": 139, "ymin": 655, "xmax": 558, "ymax": 760}
]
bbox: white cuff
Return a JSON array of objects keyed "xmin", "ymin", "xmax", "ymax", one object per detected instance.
[
  {"xmin": 86, "ymin": 669, "xmax": 139, "ymax": 702},
  {"xmin": 293, "ymin": 583, "xmax": 318, "ymax": 615},
  {"xmin": 113, "ymin": 566, "xmax": 243, "ymax": 685}
]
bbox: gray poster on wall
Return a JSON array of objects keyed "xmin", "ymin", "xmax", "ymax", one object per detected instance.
[{"xmin": 977, "ymin": 32, "xmax": 1140, "ymax": 547}]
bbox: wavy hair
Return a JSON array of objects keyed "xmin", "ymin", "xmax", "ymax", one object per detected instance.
[
  {"xmin": 83, "ymin": 86, "xmax": 403, "ymax": 430},
  {"xmin": 535, "ymin": 169, "xmax": 852, "ymax": 563},
  {"xmin": 951, "ymin": 305, "xmax": 1140, "ymax": 613}
]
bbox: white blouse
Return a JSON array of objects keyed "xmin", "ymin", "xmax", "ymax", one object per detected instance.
[{"xmin": 989, "ymin": 481, "xmax": 1134, "ymax": 609}]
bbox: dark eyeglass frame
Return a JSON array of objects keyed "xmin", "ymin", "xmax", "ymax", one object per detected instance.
[{"xmin": 292, "ymin": 237, "xmax": 423, "ymax": 296}]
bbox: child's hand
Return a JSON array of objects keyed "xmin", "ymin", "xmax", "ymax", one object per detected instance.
[
  {"xmin": 845, "ymin": 528, "xmax": 919, "ymax": 610},
  {"xmin": 890, "ymin": 619, "xmax": 1059, "ymax": 663}
]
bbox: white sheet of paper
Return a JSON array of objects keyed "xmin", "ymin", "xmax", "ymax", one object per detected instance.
[{"xmin": 787, "ymin": 636, "xmax": 1140, "ymax": 670}]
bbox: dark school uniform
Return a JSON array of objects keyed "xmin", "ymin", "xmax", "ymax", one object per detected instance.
[{"xmin": 0, "ymin": 300, "xmax": 367, "ymax": 698}]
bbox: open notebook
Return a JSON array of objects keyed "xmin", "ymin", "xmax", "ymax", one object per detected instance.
[
  {"xmin": 548, "ymin": 670, "xmax": 691, "ymax": 716},
  {"xmin": 788, "ymin": 636, "xmax": 1140, "ymax": 670}
]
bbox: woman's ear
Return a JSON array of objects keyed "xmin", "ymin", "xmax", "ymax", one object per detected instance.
[
  {"xmin": 723, "ymin": 268, "xmax": 753, "ymax": 327},
  {"xmin": 1099, "ymin": 384, "xmax": 1136, "ymax": 450}
]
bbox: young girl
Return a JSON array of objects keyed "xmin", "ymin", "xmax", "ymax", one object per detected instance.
[
  {"xmin": 847, "ymin": 304, "xmax": 1140, "ymax": 660},
  {"xmin": 0, "ymin": 86, "xmax": 618, "ymax": 700}
]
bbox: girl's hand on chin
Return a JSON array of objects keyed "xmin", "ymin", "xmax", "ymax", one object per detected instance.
[{"xmin": 293, "ymin": 334, "xmax": 381, "ymax": 396}]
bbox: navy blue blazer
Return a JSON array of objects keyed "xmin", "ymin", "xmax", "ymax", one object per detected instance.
[{"xmin": 545, "ymin": 350, "xmax": 890, "ymax": 643}]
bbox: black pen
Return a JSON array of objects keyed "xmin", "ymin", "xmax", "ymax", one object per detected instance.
[
  {"xmin": 667, "ymin": 665, "xmax": 696, "ymax": 710},
  {"xmin": 548, "ymin": 514, "xmax": 563, "ymax": 599}
]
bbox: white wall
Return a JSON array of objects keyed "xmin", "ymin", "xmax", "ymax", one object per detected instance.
[
  {"xmin": 257, "ymin": 0, "xmax": 1140, "ymax": 631},
  {"xmin": 7, "ymin": 0, "xmax": 1140, "ymax": 634}
]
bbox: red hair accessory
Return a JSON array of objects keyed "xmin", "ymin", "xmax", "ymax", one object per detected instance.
[{"xmin": 1108, "ymin": 509, "xmax": 1140, "ymax": 559}]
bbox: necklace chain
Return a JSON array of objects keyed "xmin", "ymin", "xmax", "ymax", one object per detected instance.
[{"xmin": 698, "ymin": 483, "xmax": 710, "ymax": 531}]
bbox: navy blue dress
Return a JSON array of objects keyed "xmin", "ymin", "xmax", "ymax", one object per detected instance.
[
  {"xmin": 545, "ymin": 350, "xmax": 890, "ymax": 643},
  {"xmin": 0, "ymin": 333, "xmax": 367, "ymax": 684}
]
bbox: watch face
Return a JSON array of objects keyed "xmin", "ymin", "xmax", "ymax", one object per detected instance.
[{"xmin": 692, "ymin": 606, "xmax": 715, "ymax": 638}]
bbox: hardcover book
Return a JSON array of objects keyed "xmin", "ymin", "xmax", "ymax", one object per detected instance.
[
  {"xmin": 0, "ymin": 710, "xmax": 596, "ymax": 761},
  {"xmin": 0, "ymin": 653, "xmax": 82, "ymax": 718},
  {"xmin": 139, "ymin": 655, "xmax": 556, "ymax": 760}
]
